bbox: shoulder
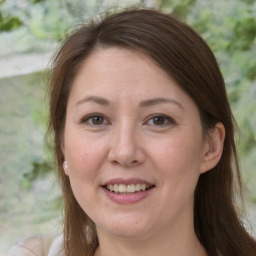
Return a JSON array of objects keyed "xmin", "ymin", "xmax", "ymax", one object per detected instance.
[
  {"xmin": 5, "ymin": 235, "xmax": 64, "ymax": 256},
  {"xmin": 5, "ymin": 236, "xmax": 44, "ymax": 256},
  {"xmin": 48, "ymin": 235, "xmax": 64, "ymax": 256}
]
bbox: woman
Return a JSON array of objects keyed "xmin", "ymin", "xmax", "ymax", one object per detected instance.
[{"xmin": 6, "ymin": 8, "xmax": 256, "ymax": 256}]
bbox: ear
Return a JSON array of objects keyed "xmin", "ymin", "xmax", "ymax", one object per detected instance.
[
  {"xmin": 63, "ymin": 160, "xmax": 69, "ymax": 176},
  {"xmin": 200, "ymin": 122, "xmax": 225, "ymax": 174},
  {"xmin": 61, "ymin": 140, "xmax": 69, "ymax": 176}
]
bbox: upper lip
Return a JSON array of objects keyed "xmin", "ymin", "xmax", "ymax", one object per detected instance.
[{"xmin": 102, "ymin": 178, "xmax": 154, "ymax": 186}]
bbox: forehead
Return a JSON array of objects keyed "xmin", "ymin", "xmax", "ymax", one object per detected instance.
[
  {"xmin": 75, "ymin": 47, "xmax": 170, "ymax": 85},
  {"xmin": 70, "ymin": 47, "xmax": 185, "ymax": 100}
]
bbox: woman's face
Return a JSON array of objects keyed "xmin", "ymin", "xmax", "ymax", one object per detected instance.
[{"xmin": 63, "ymin": 47, "xmax": 211, "ymax": 240}]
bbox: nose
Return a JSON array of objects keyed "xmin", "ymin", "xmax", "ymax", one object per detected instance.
[{"xmin": 107, "ymin": 124, "xmax": 146, "ymax": 167}]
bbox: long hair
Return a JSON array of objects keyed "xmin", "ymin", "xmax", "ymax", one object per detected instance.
[{"xmin": 48, "ymin": 8, "xmax": 256, "ymax": 256}]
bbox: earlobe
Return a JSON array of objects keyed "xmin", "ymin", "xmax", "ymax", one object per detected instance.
[
  {"xmin": 200, "ymin": 122, "xmax": 225, "ymax": 173},
  {"xmin": 61, "ymin": 143, "xmax": 69, "ymax": 175},
  {"xmin": 63, "ymin": 160, "xmax": 69, "ymax": 176},
  {"xmin": 61, "ymin": 139, "xmax": 69, "ymax": 175}
]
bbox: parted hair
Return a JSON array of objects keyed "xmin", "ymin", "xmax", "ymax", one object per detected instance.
[{"xmin": 48, "ymin": 8, "xmax": 256, "ymax": 256}]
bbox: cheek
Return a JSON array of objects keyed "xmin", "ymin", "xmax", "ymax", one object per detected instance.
[
  {"xmin": 154, "ymin": 133, "xmax": 203, "ymax": 169},
  {"xmin": 151, "ymin": 132, "xmax": 203, "ymax": 193},
  {"xmin": 63, "ymin": 130, "xmax": 107, "ymax": 180},
  {"xmin": 63, "ymin": 134, "xmax": 107, "ymax": 212}
]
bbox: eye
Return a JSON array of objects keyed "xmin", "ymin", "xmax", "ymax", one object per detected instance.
[
  {"xmin": 81, "ymin": 114, "xmax": 109, "ymax": 126},
  {"xmin": 146, "ymin": 114, "xmax": 175, "ymax": 127}
]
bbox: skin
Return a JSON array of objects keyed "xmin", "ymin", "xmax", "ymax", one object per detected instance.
[{"xmin": 62, "ymin": 47, "xmax": 225, "ymax": 256}]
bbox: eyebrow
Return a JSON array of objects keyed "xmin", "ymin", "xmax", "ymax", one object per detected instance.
[
  {"xmin": 76, "ymin": 96, "xmax": 110, "ymax": 106},
  {"xmin": 76, "ymin": 95, "xmax": 184, "ymax": 110},
  {"xmin": 139, "ymin": 97, "xmax": 184, "ymax": 110}
]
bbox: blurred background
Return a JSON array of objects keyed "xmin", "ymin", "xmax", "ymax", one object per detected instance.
[{"xmin": 0, "ymin": 0, "xmax": 255, "ymax": 253}]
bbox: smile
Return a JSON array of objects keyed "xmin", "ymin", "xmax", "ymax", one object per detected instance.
[{"xmin": 104, "ymin": 184, "xmax": 154, "ymax": 194}]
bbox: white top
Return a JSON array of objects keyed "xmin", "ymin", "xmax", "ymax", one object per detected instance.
[{"xmin": 4, "ymin": 235, "xmax": 64, "ymax": 256}]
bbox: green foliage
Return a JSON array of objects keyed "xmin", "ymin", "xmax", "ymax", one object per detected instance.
[
  {"xmin": 0, "ymin": 14, "xmax": 22, "ymax": 31},
  {"xmin": 0, "ymin": 0, "xmax": 104, "ymax": 41},
  {"xmin": 231, "ymin": 18, "xmax": 256, "ymax": 51},
  {"xmin": 0, "ymin": 0, "xmax": 23, "ymax": 31},
  {"xmin": 21, "ymin": 160, "xmax": 54, "ymax": 190},
  {"xmin": 23, "ymin": 1, "xmax": 77, "ymax": 40},
  {"xmin": 157, "ymin": 0, "xmax": 196, "ymax": 18}
]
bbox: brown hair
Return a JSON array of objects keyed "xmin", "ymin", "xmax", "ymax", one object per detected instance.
[{"xmin": 48, "ymin": 8, "xmax": 256, "ymax": 256}]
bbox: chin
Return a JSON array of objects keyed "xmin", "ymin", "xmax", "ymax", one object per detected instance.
[{"xmin": 96, "ymin": 215, "xmax": 154, "ymax": 239}]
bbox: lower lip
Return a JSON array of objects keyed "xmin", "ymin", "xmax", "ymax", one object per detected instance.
[{"xmin": 102, "ymin": 187, "xmax": 154, "ymax": 204}]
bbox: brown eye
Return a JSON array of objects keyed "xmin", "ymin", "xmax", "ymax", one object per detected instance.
[
  {"xmin": 146, "ymin": 114, "xmax": 175, "ymax": 127},
  {"xmin": 91, "ymin": 116, "xmax": 104, "ymax": 125},
  {"xmin": 152, "ymin": 116, "xmax": 166, "ymax": 125},
  {"xmin": 82, "ymin": 114, "xmax": 109, "ymax": 126}
]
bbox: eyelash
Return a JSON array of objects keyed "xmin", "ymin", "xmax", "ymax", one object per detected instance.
[{"xmin": 80, "ymin": 113, "xmax": 176, "ymax": 127}]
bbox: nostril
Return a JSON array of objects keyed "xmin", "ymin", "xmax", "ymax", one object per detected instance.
[{"xmin": 111, "ymin": 160, "xmax": 120, "ymax": 165}]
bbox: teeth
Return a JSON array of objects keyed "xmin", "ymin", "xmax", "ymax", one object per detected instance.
[
  {"xmin": 113, "ymin": 184, "xmax": 119, "ymax": 193},
  {"xmin": 127, "ymin": 184, "xmax": 135, "ymax": 193},
  {"xmin": 135, "ymin": 184, "xmax": 141, "ymax": 191},
  {"xmin": 106, "ymin": 184, "xmax": 150, "ymax": 194},
  {"xmin": 119, "ymin": 184, "xmax": 127, "ymax": 193}
]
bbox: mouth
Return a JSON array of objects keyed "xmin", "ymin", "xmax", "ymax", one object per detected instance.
[
  {"xmin": 103, "ymin": 184, "xmax": 155, "ymax": 194},
  {"xmin": 102, "ymin": 179, "xmax": 155, "ymax": 204}
]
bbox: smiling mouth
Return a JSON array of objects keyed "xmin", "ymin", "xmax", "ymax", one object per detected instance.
[{"xmin": 103, "ymin": 184, "xmax": 155, "ymax": 194}]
